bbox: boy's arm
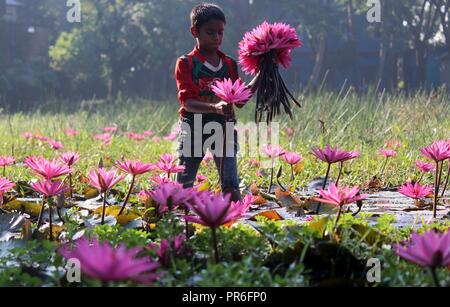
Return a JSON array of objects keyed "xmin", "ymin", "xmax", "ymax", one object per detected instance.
[{"xmin": 184, "ymin": 99, "xmax": 230, "ymax": 116}]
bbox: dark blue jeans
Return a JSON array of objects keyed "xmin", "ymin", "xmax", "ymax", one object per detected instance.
[{"xmin": 176, "ymin": 113, "xmax": 240, "ymax": 191}]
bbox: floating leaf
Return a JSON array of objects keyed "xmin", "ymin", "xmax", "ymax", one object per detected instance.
[
  {"xmin": 42, "ymin": 225, "xmax": 64, "ymax": 240},
  {"xmin": 83, "ymin": 187, "xmax": 99, "ymax": 199},
  {"xmin": 116, "ymin": 214, "xmax": 140, "ymax": 226},
  {"xmin": 250, "ymin": 210, "xmax": 283, "ymax": 221},
  {"xmin": 3, "ymin": 200, "xmax": 42, "ymax": 217}
]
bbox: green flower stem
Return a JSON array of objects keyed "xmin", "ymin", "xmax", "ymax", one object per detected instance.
[
  {"xmin": 101, "ymin": 191, "xmax": 107, "ymax": 225},
  {"xmin": 118, "ymin": 175, "xmax": 136, "ymax": 216},
  {"xmin": 430, "ymin": 267, "xmax": 441, "ymax": 287},
  {"xmin": 440, "ymin": 161, "xmax": 449, "ymax": 198},
  {"xmin": 211, "ymin": 227, "xmax": 220, "ymax": 263},
  {"xmin": 36, "ymin": 196, "xmax": 46, "ymax": 229},
  {"xmin": 48, "ymin": 203, "xmax": 53, "ymax": 241},
  {"xmin": 268, "ymin": 158, "xmax": 274, "ymax": 193},
  {"xmin": 317, "ymin": 163, "xmax": 332, "ymax": 215}
]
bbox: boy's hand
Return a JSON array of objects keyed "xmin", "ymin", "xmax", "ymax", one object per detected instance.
[{"xmin": 212, "ymin": 101, "xmax": 234, "ymax": 117}]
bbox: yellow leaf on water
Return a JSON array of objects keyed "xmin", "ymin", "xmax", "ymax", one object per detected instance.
[
  {"xmin": 250, "ymin": 210, "xmax": 283, "ymax": 221},
  {"xmin": 83, "ymin": 187, "xmax": 99, "ymax": 199},
  {"xmin": 116, "ymin": 214, "xmax": 140, "ymax": 226},
  {"xmin": 43, "ymin": 225, "xmax": 64, "ymax": 240},
  {"xmin": 3, "ymin": 200, "xmax": 42, "ymax": 217}
]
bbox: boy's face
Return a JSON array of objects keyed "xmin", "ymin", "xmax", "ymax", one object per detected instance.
[{"xmin": 191, "ymin": 19, "xmax": 224, "ymax": 52}]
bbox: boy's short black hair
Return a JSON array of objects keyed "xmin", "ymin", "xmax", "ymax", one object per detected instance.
[{"xmin": 190, "ymin": 3, "xmax": 226, "ymax": 30}]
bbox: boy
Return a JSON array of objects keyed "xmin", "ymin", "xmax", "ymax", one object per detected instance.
[{"xmin": 174, "ymin": 3, "xmax": 244, "ymax": 202}]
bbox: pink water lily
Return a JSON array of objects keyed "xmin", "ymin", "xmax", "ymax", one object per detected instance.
[
  {"xmin": 88, "ymin": 168, "xmax": 125, "ymax": 224},
  {"xmin": 59, "ymin": 237, "xmax": 161, "ymax": 284},
  {"xmin": 94, "ymin": 133, "xmax": 112, "ymax": 146},
  {"xmin": 184, "ymin": 191, "xmax": 250, "ymax": 262},
  {"xmin": 416, "ymin": 160, "xmax": 435, "ymax": 174},
  {"xmin": 31, "ymin": 179, "xmax": 66, "ymax": 197},
  {"xmin": 282, "ymin": 152, "xmax": 303, "ymax": 181},
  {"xmin": 24, "ymin": 156, "xmax": 72, "ymax": 180},
  {"xmin": 31, "ymin": 179, "xmax": 67, "ymax": 240},
  {"xmin": 143, "ymin": 130, "xmax": 154, "ymax": 137},
  {"xmin": 0, "ymin": 156, "xmax": 15, "ymax": 167},
  {"xmin": 420, "ymin": 140, "xmax": 450, "ymax": 162},
  {"xmin": 88, "ymin": 168, "xmax": 124, "ymax": 193},
  {"xmin": 103, "ymin": 125, "xmax": 118, "ymax": 133},
  {"xmin": 116, "ymin": 160, "xmax": 156, "ymax": 216},
  {"xmin": 155, "ymin": 234, "xmax": 186, "ymax": 266},
  {"xmin": 379, "ymin": 148, "xmax": 397, "ymax": 158},
  {"xmin": 126, "ymin": 132, "xmax": 145, "ymax": 141},
  {"xmin": 59, "ymin": 152, "xmax": 80, "ymax": 167},
  {"xmin": 262, "ymin": 144, "xmax": 285, "ymax": 158},
  {"xmin": 116, "ymin": 160, "xmax": 155, "ymax": 176},
  {"xmin": 150, "ymin": 182, "xmax": 194, "ymax": 214},
  {"xmin": 0, "ymin": 156, "xmax": 15, "ymax": 177},
  {"xmin": 149, "ymin": 175, "xmax": 172, "ymax": 186},
  {"xmin": 156, "ymin": 154, "xmax": 185, "ymax": 177},
  {"xmin": 262, "ymin": 144, "xmax": 285, "ymax": 193},
  {"xmin": 398, "ymin": 182, "xmax": 433, "ymax": 200},
  {"xmin": 393, "ymin": 231, "xmax": 450, "ymax": 286},
  {"xmin": 211, "ymin": 78, "xmax": 253, "ymax": 106},
  {"xmin": 58, "ymin": 152, "xmax": 79, "ymax": 199},
  {"xmin": 313, "ymin": 183, "xmax": 368, "ymax": 208},
  {"xmin": 282, "ymin": 152, "xmax": 303, "ymax": 165},
  {"xmin": 48, "ymin": 139, "xmax": 64, "ymax": 150},
  {"xmin": 0, "ymin": 177, "xmax": 15, "ymax": 199},
  {"xmin": 313, "ymin": 183, "xmax": 368, "ymax": 230},
  {"xmin": 184, "ymin": 192, "xmax": 248, "ymax": 228},
  {"xmin": 64, "ymin": 128, "xmax": 79, "ymax": 136},
  {"xmin": 312, "ymin": 145, "xmax": 359, "ymax": 164}
]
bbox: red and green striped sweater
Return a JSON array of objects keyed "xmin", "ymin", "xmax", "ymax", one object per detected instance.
[{"xmin": 174, "ymin": 46, "xmax": 239, "ymax": 118}]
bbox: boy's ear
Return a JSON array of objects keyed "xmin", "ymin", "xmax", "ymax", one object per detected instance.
[{"xmin": 190, "ymin": 26, "xmax": 198, "ymax": 38}]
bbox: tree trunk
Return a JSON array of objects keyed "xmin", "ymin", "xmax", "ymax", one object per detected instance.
[
  {"xmin": 306, "ymin": 32, "xmax": 327, "ymax": 92},
  {"xmin": 108, "ymin": 62, "xmax": 121, "ymax": 100}
]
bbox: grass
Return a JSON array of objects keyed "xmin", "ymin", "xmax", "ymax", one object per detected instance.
[{"xmin": 1, "ymin": 89, "xmax": 448, "ymax": 190}]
